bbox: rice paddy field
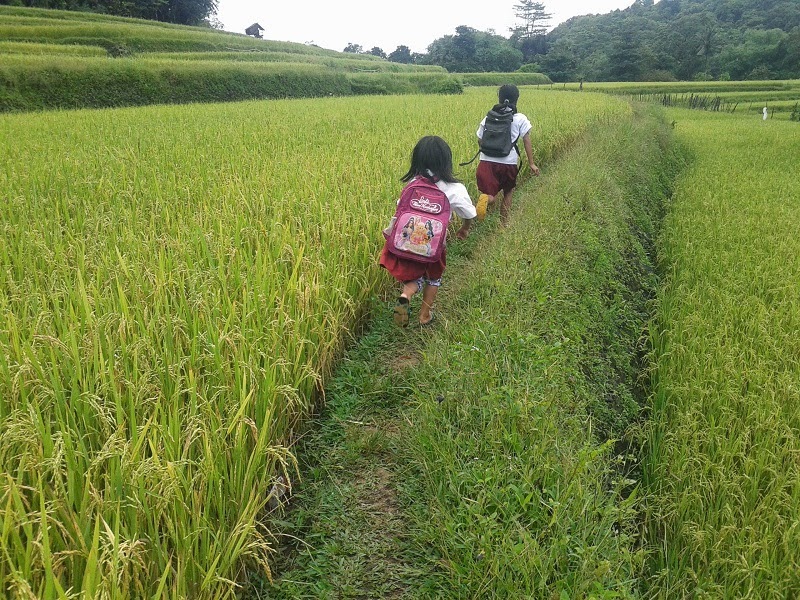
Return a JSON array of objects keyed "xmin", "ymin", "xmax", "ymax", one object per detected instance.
[
  {"xmin": 3, "ymin": 7, "xmax": 800, "ymax": 591},
  {"xmin": 642, "ymin": 109, "xmax": 800, "ymax": 597},
  {"xmin": 0, "ymin": 88, "xmax": 629, "ymax": 598},
  {"xmin": 558, "ymin": 79, "xmax": 800, "ymax": 120}
]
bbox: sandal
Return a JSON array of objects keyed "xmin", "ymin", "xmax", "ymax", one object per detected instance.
[
  {"xmin": 393, "ymin": 297, "xmax": 410, "ymax": 327},
  {"xmin": 419, "ymin": 313, "xmax": 436, "ymax": 327}
]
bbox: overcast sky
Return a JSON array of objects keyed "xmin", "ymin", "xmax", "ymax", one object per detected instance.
[{"xmin": 215, "ymin": 1, "xmax": 636, "ymax": 54}]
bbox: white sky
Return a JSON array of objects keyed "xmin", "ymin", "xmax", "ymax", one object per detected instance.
[{"xmin": 215, "ymin": 1, "xmax": 636, "ymax": 54}]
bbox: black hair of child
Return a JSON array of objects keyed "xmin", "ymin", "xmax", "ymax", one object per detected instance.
[
  {"xmin": 498, "ymin": 84, "xmax": 519, "ymax": 113},
  {"xmin": 401, "ymin": 135, "xmax": 461, "ymax": 184}
]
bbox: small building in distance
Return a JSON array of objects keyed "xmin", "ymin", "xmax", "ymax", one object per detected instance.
[{"xmin": 245, "ymin": 23, "xmax": 264, "ymax": 38}]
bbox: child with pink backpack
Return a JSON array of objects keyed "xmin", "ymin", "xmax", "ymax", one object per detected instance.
[{"xmin": 380, "ymin": 135, "xmax": 476, "ymax": 327}]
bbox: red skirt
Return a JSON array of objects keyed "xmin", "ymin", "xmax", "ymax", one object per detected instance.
[{"xmin": 379, "ymin": 242, "xmax": 446, "ymax": 283}]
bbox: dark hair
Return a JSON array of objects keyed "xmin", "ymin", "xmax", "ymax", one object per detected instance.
[
  {"xmin": 401, "ymin": 135, "xmax": 459, "ymax": 183},
  {"xmin": 498, "ymin": 84, "xmax": 519, "ymax": 113}
]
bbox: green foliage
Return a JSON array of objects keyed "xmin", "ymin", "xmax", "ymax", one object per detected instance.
[
  {"xmin": 542, "ymin": 0, "xmax": 800, "ymax": 82},
  {"xmin": 461, "ymin": 72, "xmax": 552, "ymax": 86},
  {"xmin": 142, "ymin": 51, "xmax": 445, "ymax": 73},
  {"xmin": 0, "ymin": 5, "xmax": 360, "ymax": 55},
  {"xmin": 0, "ymin": 40, "xmax": 106, "ymax": 56},
  {"xmin": 0, "ymin": 85, "xmax": 629, "ymax": 600},
  {"xmin": 346, "ymin": 72, "xmax": 463, "ymax": 95},
  {"xmin": 3, "ymin": 0, "xmax": 217, "ymax": 25},
  {"xmin": 423, "ymin": 25, "xmax": 524, "ymax": 73},
  {"xmin": 387, "ymin": 44, "xmax": 413, "ymax": 64},
  {"xmin": 510, "ymin": 0, "xmax": 551, "ymax": 39},
  {"xmin": 517, "ymin": 61, "xmax": 543, "ymax": 73},
  {"xmin": 642, "ymin": 107, "xmax": 800, "ymax": 597},
  {"xmin": 574, "ymin": 80, "xmax": 800, "ymax": 120}
]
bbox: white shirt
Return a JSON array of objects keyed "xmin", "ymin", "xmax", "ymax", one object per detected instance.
[
  {"xmin": 476, "ymin": 112, "xmax": 532, "ymax": 165},
  {"xmin": 435, "ymin": 179, "xmax": 477, "ymax": 220}
]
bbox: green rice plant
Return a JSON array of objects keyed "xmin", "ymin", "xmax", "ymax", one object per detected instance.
[
  {"xmin": 0, "ymin": 89, "xmax": 629, "ymax": 598},
  {"xmin": 563, "ymin": 80, "xmax": 800, "ymax": 95},
  {"xmin": 0, "ymin": 55, "xmax": 355, "ymax": 111},
  {"xmin": 0, "ymin": 41, "xmax": 106, "ymax": 57},
  {"xmin": 642, "ymin": 109, "xmax": 800, "ymax": 597},
  {"xmin": 143, "ymin": 51, "xmax": 445, "ymax": 73},
  {"xmin": 460, "ymin": 72, "xmax": 552, "ymax": 86}
]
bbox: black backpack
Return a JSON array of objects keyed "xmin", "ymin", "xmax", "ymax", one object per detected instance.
[{"xmin": 459, "ymin": 102, "xmax": 520, "ymax": 166}]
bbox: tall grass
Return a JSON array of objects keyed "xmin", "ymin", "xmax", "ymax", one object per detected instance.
[
  {"xmin": 0, "ymin": 89, "xmax": 629, "ymax": 598},
  {"xmin": 142, "ymin": 52, "xmax": 446, "ymax": 72},
  {"xmin": 562, "ymin": 80, "xmax": 800, "ymax": 95},
  {"xmin": 397, "ymin": 106, "xmax": 679, "ymax": 598},
  {"xmin": 643, "ymin": 109, "xmax": 800, "ymax": 597},
  {"xmin": 0, "ymin": 41, "xmax": 106, "ymax": 56}
]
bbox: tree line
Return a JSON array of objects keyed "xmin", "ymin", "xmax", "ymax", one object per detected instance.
[
  {"xmin": 0, "ymin": 0, "xmax": 218, "ymax": 26},
  {"xmin": 352, "ymin": 0, "xmax": 800, "ymax": 82}
]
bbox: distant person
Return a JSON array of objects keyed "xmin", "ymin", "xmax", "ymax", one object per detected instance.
[
  {"xmin": 380, "ymin": 136, "xmax": 475, "ymax": 327},
  {"xmin": 473, "ymin": 84, "xmax": 540, "ymax": 225}
]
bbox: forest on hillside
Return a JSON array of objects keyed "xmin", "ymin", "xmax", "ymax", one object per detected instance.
[
  {"xmin": 540, "ymin": 0, "xmax": 800, "ymax": 81},
  {"xmin": 412, "ymin": 0, "xmax": 800, "ymax": 81}
]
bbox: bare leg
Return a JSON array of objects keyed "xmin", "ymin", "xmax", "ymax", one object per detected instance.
[
  {"xmin": 401, "ymin": 281, "xmax": 419, "ymax": 300},
  {"xmin": 419, "ymin": 284, "xmax": 438, "ymax": 325},
  {"xmin": 500, "ymin": 188, "xmax": 515, "ymax": 226}
]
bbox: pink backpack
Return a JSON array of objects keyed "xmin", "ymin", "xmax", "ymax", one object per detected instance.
[{"xmin": 383, "ymin": 177, "xmax": 451, "ymax": 264}]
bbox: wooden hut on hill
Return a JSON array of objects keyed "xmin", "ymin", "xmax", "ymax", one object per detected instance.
[{"xmin": 245, "ymin": 23, "xmax": 264, "ymax": 38}]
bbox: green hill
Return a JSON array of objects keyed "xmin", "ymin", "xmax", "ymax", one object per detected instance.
[{"xmin": 541, "ymin": 0, "xmax": 800, "ymax": 82}]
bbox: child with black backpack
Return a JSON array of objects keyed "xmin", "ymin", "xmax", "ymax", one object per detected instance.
[
  {"xmin": 380, "ymin": 135, "xmax": 476, "ymax": 327},
  {"xmin": 472, "ymin": 84, "xmax": 540, "ymax": 224}
]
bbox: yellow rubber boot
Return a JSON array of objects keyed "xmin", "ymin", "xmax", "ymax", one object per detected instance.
[{"xmin": 476, "ymin": 193, "xmax": 490, "ymax": 222}]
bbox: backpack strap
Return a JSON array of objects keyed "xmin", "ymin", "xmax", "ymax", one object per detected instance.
[
  {"xmin": 459, "ymin": 150, "xmax": 480, "ymax": 167},
  {"xmin": 459, "ymin": 140, "xmax": 520, "ymax": 168}
]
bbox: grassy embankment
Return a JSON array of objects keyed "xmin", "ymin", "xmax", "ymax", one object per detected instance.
[
  {"xmin": 0, "ymin": 6, "xmax": 551, "ymax": 111},
  {"xmin": 0, "ymin": 6, "xmax": 457, "ymax": 110},
  {"xmin": 258, "ymin": 105, "xmax": 683, "ymax": 598},
  {"xmin": 0, "ymin": 88, "xmax": 621, "ymax": 599},
  {"xmin": 642, "ymin": 109, "xmax": 800, "ymax": 597}
]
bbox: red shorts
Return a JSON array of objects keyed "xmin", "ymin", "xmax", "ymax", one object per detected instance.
[{"xmin": 476, "ymin": 161, "xmax": 519, "ymax": 196}]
